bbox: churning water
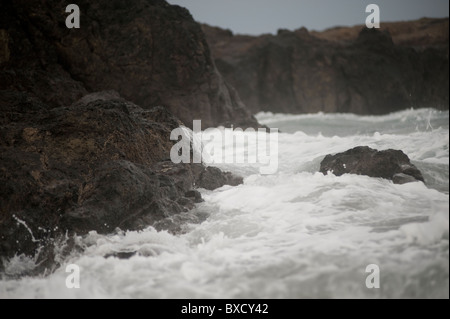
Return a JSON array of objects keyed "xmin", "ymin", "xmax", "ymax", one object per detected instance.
[{"xmin": 0, "ymin": 108, "xmax": 448, "ymax": 299}]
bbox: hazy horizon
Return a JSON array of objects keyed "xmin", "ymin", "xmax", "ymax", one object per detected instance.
[{"xmin": 167, "ymin": 0, "xmax": 450, "ymax": 35}]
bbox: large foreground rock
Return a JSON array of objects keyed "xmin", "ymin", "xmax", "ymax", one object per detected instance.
[
  {"xmin": 320, "ymin": 146, "xmax": 424, "ymax": 184},
  {"xmin": 0, "ymin": 92, "xmax": 242, "ymax": 273},
  {"xmin": 1, "ymin": 0, "xmax": 254, "ymax": 273},
  {"xmin": 203, "ymin": 19, "xmax": 449, "ymax": 115}
]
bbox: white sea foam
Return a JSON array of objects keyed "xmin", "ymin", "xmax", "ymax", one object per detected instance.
[{"xmin": 0, "ymin": 109, "xmax": 448, "ymax": 299}]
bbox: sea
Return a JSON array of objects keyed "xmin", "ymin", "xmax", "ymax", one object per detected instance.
[{"xmin": 0, "ymin": 108, "xmax": 448, "ymax": 299}]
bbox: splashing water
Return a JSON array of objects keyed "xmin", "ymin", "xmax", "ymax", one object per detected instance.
[{"xmin": 0, "ymin": 108, "xmax": 448, "ymax": 299}]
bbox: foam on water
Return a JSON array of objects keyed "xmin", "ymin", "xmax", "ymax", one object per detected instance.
[{"xmin": 0, "ymin": 109, "xmax": 448, "ymax": 299}]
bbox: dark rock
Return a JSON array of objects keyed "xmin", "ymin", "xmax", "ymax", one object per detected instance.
[
  {"xmin": 185, "ymin": 190, "xmax": 204, "ymax": 203},
  {"xmin": 0, "ymin": 92, "xmax": 243, "ymax": 272},
  {"xmin": 311, "ymin": 18, "xmax": 450, "ymax": 53},
  {"xmin": 197, "ymin": 167, "xmax": 226, "ymax": 191},
  {"xmin": 0, "ymin": 93, "xmax": 168, "ymax": 264},
  {"xmin": 152, "ymin": 161, "xmax": 243, "ymax": 192},
  {"xmin": 1, "ymin": 0, "xmax": 253, "ymax": 273},
  {"xmin": 105, "ymin": 252, "xmax": 137, "ymax": 260},
  {"xmin": 320, "ymin": 146, "xmax": 425, "ymax": 184},
  {"xmin": 62, "ymin": 160, "xmax": 185, "ymax": 234},
  {"xmin": 197, "ymin": 166, "xmax": 244, "ymax": 191},
  {"xmin": 203, "ymin": 19, "xmax": 449, "ymax": 115},
  {"xmin": 393, "ymin": 173, "xmax": 421, "ymax": 185},
  {"xmin": 223, "ymin": 171, "xmax": 245, "ymax": 187},
  {"xmin": 0, "ymin": 0, "xmax": 260, "ymax": 129}
]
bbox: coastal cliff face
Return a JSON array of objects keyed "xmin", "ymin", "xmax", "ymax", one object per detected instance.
[
  {"xmin": 203, "ymin": 18, "xmax": 449, "ymax": 115},
  {"xmin": 0, "ymin": 0, "xmax": 250, "ymax": 271},
  {"xmin": 311, "ymin": 18, "xmax": 449, "ymax": 51},
  {"xmin": 0, "ymin": 0, "xmax": 258, "ymax": 128}
]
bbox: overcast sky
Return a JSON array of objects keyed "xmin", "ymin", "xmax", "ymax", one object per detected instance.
[{"xmin": 167, "ymin": 0, "xmax": 449, "ymax": 35}]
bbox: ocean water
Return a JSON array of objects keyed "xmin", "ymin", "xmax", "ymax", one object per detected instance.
[{"xmin": 0, "ymin": 108, "xmax": 448, "ymax": 299}]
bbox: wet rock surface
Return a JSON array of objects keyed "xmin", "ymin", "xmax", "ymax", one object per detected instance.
[
  {"xmin": 1, "ymin": 0, "xmax": 252, "ymax": 272},
  {"xmin": 0, "ymin": 92, "xmax": 243, "ymax": 272},
  {"xmin": 320, "ymin": 146, "xmax": 425, "ymax": 184},
  {"xmin": 0, "ymin": 0, "xmax": 259, "ymax": 128}
]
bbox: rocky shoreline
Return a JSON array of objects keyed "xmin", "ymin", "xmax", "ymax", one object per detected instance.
[
  {"xmin": 0, "ymin": 0, "xmax": 249, "ymax": 273},
  {"xmin": 0, "ymin": 89, "xmax": 245, "ymax": 274},
  {"xmin": 0, "ymin": 0, "xmax": 446, "ymax": 275}
]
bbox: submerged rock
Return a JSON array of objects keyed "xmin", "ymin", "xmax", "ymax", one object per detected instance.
[{"xmin": 320, "ymin": 146, "xmax": 424, "ymax": 184}]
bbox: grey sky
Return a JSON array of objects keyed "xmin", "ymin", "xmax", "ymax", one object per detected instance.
[{"xmin": 167, "ymin": 0, "xmax": 449, "ymax": 35}]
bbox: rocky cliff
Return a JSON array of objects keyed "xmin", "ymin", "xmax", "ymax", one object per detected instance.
[
  {"xmin": 203, "ymin": 18, "xmax": 449, "ymax": 115},
  {"xmin": 0, "ymin": 0, "xmax": 250, "ymax": 273},
  {"xmin": 311, "ymin": 18, "xmax": 449, "ymax": 51},
  {"xmin": 0, "ymin": 0, "xmax": 259, "ymax": 128}
]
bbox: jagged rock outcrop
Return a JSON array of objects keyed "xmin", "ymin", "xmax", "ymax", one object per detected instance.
[
  {"xmin": 0, "ymin": 0, "xmax": 251, "ymax": 273},
  {"xmin": 0, "ymin": 91, "xmax": 243, "ymax": 273},
  {"xmin": 0, "ymin": 0, "xmax": 259, "ymax": 128},
  {"xmin": 203, "ymin": 18, "xmax": 449, "ymax": 115},
  {"xmin": 320, "ymin": 146, "xmax": 425, "ymax": 184}
]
